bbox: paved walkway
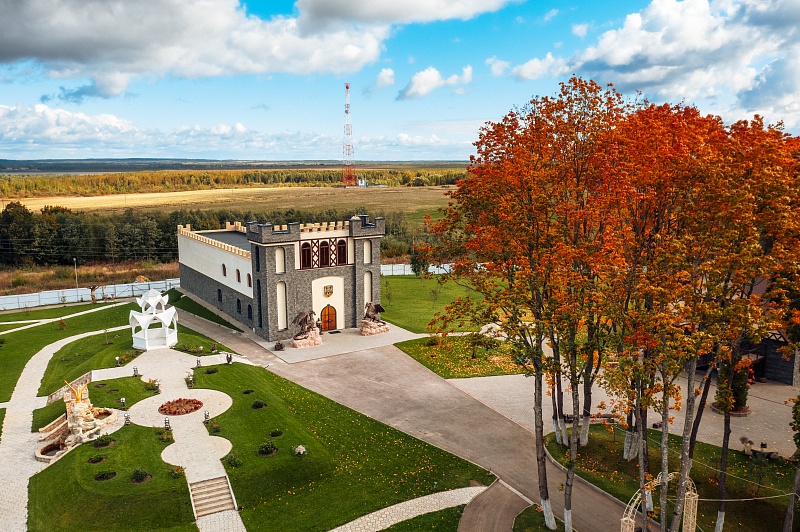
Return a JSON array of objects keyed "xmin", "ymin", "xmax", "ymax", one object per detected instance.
[
  {"xmin": 0, "ymin": 324, "xmax": 128, "ymax": 531},
  {"xmin": 330, "ymin": 486, "xmax": 487, "ymax": 532}
]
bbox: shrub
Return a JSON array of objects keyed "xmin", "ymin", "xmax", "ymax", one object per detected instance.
[
  {"xmin": 205, "ymin": 367, "xmax": 219, "ymax": 375},
  {"xmin": 242, "ymin": 389, "xmax": 254, "ymax": 394},
  {"xmin": 94, "ymin": 470, "xmax": 116, "ymax": 481},
  {"xmin": 258, "ymin": 441, "xmax": 278, "ymax": 455},
  {"xmin": 251, "ymin": 400, "xmax": 265, "ymax": 409},
  {"xmin": 145, "ymin": 379, "xmax": 159, "ymax": 391},
  {"xmin": 269, "ymin": 430, "xmax": 283, "ymax": 437},
  {"xmin": 93, "ymin": 434, "xmax": 114, "ymax": 448},
  {"xmin": 209, "ymin": 421, "xmax": 222, "ymax": 433},
  {"xmin": 156, "ymin": 428, "xmax": 174, "ymax": 443},
  {"xmin": 87, "ymin": 453, "xmax": 107, "ymax": 464},
  {"xmin": 131, "ymin": 468, "xmax": 149, "ymax": 482},
  {"xmin": 168, "ymin": 466, "xmax": 185, "ymax": 479},
  {"xmin": 226, "ymin": 451, "xmax": 242, "ymax": 468}
]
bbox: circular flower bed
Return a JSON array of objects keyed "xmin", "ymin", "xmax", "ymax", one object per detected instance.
[{"xmin": 158, "ymin": 398, "xmax": 203, "ymax": 416}]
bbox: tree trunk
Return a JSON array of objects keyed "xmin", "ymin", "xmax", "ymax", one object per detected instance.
[
  {"xmin": 783, "ymin": 457, "xmax": 800, "ymax": 532},
  {"xmin": 715, "ymin": 409, "xmax": 732, "ymax": 532},
  {"xmin": 624, "ymin": 409, "xmax": 636, "ymax": 460},
  {"xmin": 564, "ymin": 369, "xmax": 581, "ymax": 532},
  {"xmin": 580, "ymin": 350, "xmax": 595, "ymax": 446},
  {"xmin": 689, "ymin": 364, "xmax": 714, "ymax": 459},
  {"xmin": 551, "ymin": 333, "xmax": 568, "ymax": 445},
  {"xmin": 640, "ymin": 404, "xmax": 650, "ymax": 475},
  {"xmin": 533, "ymin": 347, "xmax": 556, "ymax": 529},
  {"xmin": 634, "ymin": 385, "xmax": 652, "ymax": 528},
  {"xmin": 670, "ymin": 357, "xmax": 698, "ymax": 532},
  {"xmin": 659, "ymin": 394, "xmax": 670, "ymax": 532},
  {"xmin": 551, "ymin": 380, "xmax": 562, "ymax": 445}
]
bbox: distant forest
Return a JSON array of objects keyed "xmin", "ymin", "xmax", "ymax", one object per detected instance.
[
  {"xmin": 0, "ymin": 168, "xmax": 465, "ymax": 198},
  {"xmin": 0, "ymin": 202, "xmax": 417, "ymax": 267}
]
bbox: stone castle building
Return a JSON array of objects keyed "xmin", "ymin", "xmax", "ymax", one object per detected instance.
[{"xmin": 177, "ymin": 215, "xmax": 384, "ymax": 341}]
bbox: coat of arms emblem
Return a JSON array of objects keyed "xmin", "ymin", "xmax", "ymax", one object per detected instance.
[{"xmin": 323, "ymin": 285, "xmax": 334, "ymax": 297}]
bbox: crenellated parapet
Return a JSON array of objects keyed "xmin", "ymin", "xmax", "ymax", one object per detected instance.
[
  {"xmin": 349, "ymin": 215, "xmax": 385, "ymax": 238},
  {"xmin": 177, "ymin": 225, "xmax": 251, "ymax": 258}
]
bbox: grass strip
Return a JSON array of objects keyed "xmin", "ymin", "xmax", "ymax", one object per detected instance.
[
  {"xmin": 513, "ymin": 505, "xmax": 566, "ymax": 531},
  {"xmin": 545, "ymin": 424, "xmax": 798, "ymax": 532},
  {"xmin": 166, "ymin": 288, "xmax": 242, "ymax": 332},
  {"xmin": 0, "ymin": 302, "xmax": 104, "ymax": 322},
  {"xmin": 395, "ymin": 336, "xmax": 523, "ymax": 379},
  {"xmin": 194, "ymin": 363, "xmax": 493, "ymax": 531},
  {"xmin": 0, "ymin": 303, "xmax": 135, "ymax": 403},
  {"xmin": 28, "ymin": 424, "xmax": 194, "ymax": 532}
]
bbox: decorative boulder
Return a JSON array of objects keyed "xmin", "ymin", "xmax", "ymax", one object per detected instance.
[{"xmin": 360, "ymin": 319, "xmax": 389, "ymax": 336}]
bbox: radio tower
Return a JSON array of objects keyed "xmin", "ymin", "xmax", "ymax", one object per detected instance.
[{"xmin": 341, "ymin": 82, "xmax": 358, "ymax": 186}]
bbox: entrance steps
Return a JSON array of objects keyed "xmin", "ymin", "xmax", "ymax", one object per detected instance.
[{"xmin": 189, "ymin": 476, "xmax": 237, "ymax": 518}]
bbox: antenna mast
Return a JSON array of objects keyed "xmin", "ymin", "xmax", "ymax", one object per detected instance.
[{"xmin": 341, "ymin": 82, "xmax": 357, "ymax": 186}]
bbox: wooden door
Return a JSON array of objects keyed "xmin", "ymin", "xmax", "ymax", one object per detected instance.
[{"xmin": 321, "ymin": 305, "xmax": 336, "ymax": 331}]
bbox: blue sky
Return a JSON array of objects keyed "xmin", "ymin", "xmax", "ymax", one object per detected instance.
[{"xmin": 0, "ymin": 0, "xmax": 797, "ymax": 161}]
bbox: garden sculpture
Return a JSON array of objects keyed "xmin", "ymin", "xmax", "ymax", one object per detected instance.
[
  {"xmin": 364, "ymin": 302, "xmax": 386, "ymax": 324},
  {"xmin": 293, "ymin": 310, "xmax": 317, "ymax": 340}
]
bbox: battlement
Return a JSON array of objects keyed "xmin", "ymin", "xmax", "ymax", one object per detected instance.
[
  {"xmin": 246, "ymin": 215, "xmax": 384, "ymax": 244},
  {"xmin": 177, "ymin": 225, "xmax": 252, "ymax": 259}
]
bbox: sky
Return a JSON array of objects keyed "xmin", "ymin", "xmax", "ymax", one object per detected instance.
[{"xmin": 0, "ymin": 0, "xmax": 798, "ymax": 161}]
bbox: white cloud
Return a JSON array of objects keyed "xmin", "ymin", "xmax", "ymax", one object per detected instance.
[
  {"xmin": 397, "ymin": 66, "xmax": 472, "ymax": 100},
  {"xmin": 543, "ymin": 9, "xmax": 559, "ymax": 22},
  {"xmin": 571, "ymin": 23, "xmax": 589, "ymax": 37},
  {"xmin": 485, "ymin": 56, "xmax": 510, "ymax": 77},
  {"xmin": 375, "ymin": 68, "xmax": 395, "ymax": 89},
  {"xmin": 510, "ymin": 0, "xmax": 800, "ymax": 129},
  {"xmin": 0, "ymin": 0, "xmax": 514, "ymax": 101},
  {"xmin": 296, "ymin": 0, "xmax": 515, "ymax": 29},
  {"xmin": 511, "ymin": 53, "xmax": 569, "ymax": 80}
]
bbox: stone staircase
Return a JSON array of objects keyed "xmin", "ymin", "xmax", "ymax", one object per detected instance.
[{"xmin": 189, "ymin": 476, "xmax": 237, "ymax": 517}]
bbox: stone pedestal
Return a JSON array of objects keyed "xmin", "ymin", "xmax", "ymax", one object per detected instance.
[
  {"xmin": 292, "ymin": 328, "xmax": 323, "ymax": 348},
  {"xmin": 360, "ymin": 319, "xmax": 390, "ymax": 336}
]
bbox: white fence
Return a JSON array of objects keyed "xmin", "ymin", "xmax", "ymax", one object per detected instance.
[
  {"xmin": 380, "ymin": 264, "xmax": 451, "ymax": 276},
  {"xmin": 0, "ymin": 278, "xmax": 181, "ymax": 311}
]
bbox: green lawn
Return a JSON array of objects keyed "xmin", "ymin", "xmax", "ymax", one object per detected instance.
[
  {"xmin": 0, "ymin": 322, "xmax": 25, "ymax": 332},
  {"xmin": 380, "ymin": 275, "xmax": 478, "ymax": 333},
  {"xmin": 385, "ymin": 505, "xmax": 465, "ymax": 530},
  {"xmin": 395, "ymin": 336, "xmax": 523, "ymax": 379},
  {"xmin": 166, "ymin": 288, "xmax": 242, "ymax": 332},
  {"xmin": 37, "ymin": 325, "xmax": 234, "ymax": 397},
  {"xmin": 0, "ymin": 303, "xmax": 136, "ymax": 402},
  {"xmin": 194, "ymin": 363, "xmax": 494, "ymax": 531},
  {"xmin": 0, "ymin": 408, "xmax": 5, "ymax": 442},
  {"xmin": 88, "ymin": 376, "xmax": 157, "ymax": 409},
  {"xmin": 513, "ymin": 505, "xmax": 566, "ymax": 531},
  {"xmin": 546, "ymin": 425, "xmax": 800, "ymax": 532},
  {"xmin": 31, "ymin": 401, "xmax": 66, "ymax": 432},
  {"xmin": 28, "ymin": 424, "xmax": 195, "ymax": 532},
  {"xmin": 0, "ymin": 302, "xmax": 108, "ymax": 322}
]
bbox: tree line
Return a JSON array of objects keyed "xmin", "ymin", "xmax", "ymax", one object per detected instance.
[
  {"xmin": 0, "ymin": 203, "xmax": 416, "ymax": 267},
  {"xmin": 0, "ymin": 168, "xmax": 464, "ymax": 198},
  {"xmin": 423, "ymin": 77, "xmax": 800, "ymax": 530}
]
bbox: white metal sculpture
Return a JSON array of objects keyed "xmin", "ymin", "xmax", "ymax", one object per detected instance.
[
  {"xmin": 129, "ymin": 289, "xmax": 178, "ymax": 350},
  {"xmin": 621, "ymin": 472, "xmax": 697, "ymax": 532}
]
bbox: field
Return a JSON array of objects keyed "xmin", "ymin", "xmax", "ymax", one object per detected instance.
[{"xmin": 14, "ymin": 185, "xmax": 451, "ymax": 224}]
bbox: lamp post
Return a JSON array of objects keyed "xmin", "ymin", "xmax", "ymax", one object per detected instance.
[{"xmin": 73, "ymin": 257, "xmax": 78, "ymax": 301}]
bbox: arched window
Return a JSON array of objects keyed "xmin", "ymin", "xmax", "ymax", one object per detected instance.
[
  {"xmin": 217, "ymin": 289, "xmax": 222, "ymax": 302},
  {"xmin": 320, "ymin": 241, "xmax": 330, "ymax": 267},
  {"xmin": 247, "ymin": 273, "xmax": 252, "ymax": 287},
  {"xmin": 222, "ymin": 264, "xmax": 227, "ymax": 276},
  {"xmin": 277, "ymin": 281, "xmax": 287, "ymax": 330},
  {"xmin": 301, "ymin": 242, "xmax": 312, "ymax": 269},
  {"xmin": 363, "ymin": 240, "xmax": 372, "ymax": 264},
  {"xmin": 275, "ymin": 247, "xmax": 285, "ymax": 273},
  {"xmin": 247, "ymin": 304, "xmax": 253, "ymax": 320},
  {"xmin": 254, "ymin": 246, "xmax": 260, "ymax": 272},
  {"xmin": 337, "ymin": 239, "xmax": 347, "ymax": 265},
  {"xmin": 236, "ymin": 299, "xmax": 242, "ymax": 314},
  {"xmin": 236, "ymin": 269, "xmax": 241, "ymax": 283}
]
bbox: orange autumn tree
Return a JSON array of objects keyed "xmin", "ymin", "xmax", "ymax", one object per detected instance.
[{"xmin": 423, "ymin": 77, "xmax": 624, "ymax": 530}]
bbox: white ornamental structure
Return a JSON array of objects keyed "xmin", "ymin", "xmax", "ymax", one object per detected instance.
[{"xmin": 129, "ymin": 289, "xmax": 178, "ymax": 350}]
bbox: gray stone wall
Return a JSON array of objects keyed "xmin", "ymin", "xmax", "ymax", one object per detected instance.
[{"xmin": 179, "ymin": 264, "xmax": 255, "ymax": 330}]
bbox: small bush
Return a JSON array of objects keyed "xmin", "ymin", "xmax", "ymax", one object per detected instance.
[
  {"xmin": 209, "ymin": 421, "xmax": 222, "ymax": 433},
  {"xmin": 226, "ymin": 451, "xmax": 242, "ymax": 468},
  {"xmin": 93, "ymin": 434, "xmax": 114, "ymax": 448},
  {"xmin": 242, "ymin": 389, "xmax": 254, "ymax": 394},
  {"xmin": 87, "ymin": 453, "xmax": 107, "ymax": 464},
  {"xmin": 156, "ymin": 427, "xmax": 174, "ymax": 443},
  {"xmin": 258, "ymin": 441, "xmax": 278, "ymax": 455},
  {"xmin": 251, "ymin": 400, "xmax": 265, "ymax": 409},
  {"xmin": 94, "ymin": 470, "xmax": 116, "ymax": 481},
  {"xmin": 168, "ymin": 466, "xmax": 185, "ymax": 479},
  {"xmin": 131, "ymin": 468, "xmax": 149, "ymax": 482},
  {"xmin": 11, "ymin": 272, "xmax": 30, "ymax": 288},
  {"xmin": 205, "ymin": 367, "xmax": 219, "ymax": 374},
  {"xmin": 269, "ymin": 430, "xmax": 283, "ymax": 437},
  {"xmin": 145, "ymin": 379, "xmax": 159, "ymax": 391}
]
